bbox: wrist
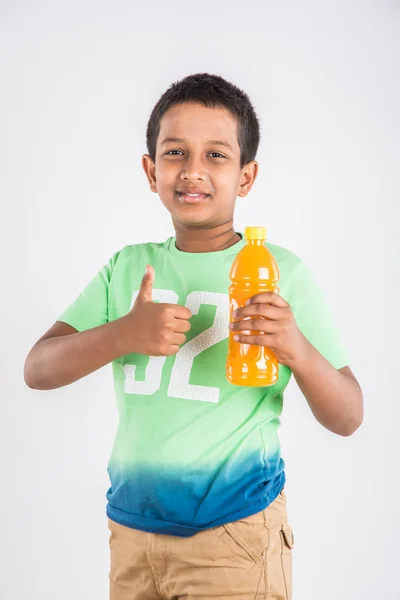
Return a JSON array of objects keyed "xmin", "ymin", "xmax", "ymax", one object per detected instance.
[
  {"xmin": 108, "ymin": 315, "xmax": 134, "ymax": 358},
  {"xmin": 286, "ymin": 333, "xmax": 316, "ymax": 373}
]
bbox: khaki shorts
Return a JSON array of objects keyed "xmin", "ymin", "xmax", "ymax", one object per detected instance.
[{"xmin": 108, "ymin": 488, "xmax": 294, "ymax": 600}]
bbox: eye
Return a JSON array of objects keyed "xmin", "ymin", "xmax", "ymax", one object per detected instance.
[{"xmin": 164, "ymin": 150, "xmax": 226, "ymax": 159}]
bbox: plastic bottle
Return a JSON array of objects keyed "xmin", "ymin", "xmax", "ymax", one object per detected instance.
[{"xmin": 226, "ymin": 227, "xmax": 280, "ymax": 387}]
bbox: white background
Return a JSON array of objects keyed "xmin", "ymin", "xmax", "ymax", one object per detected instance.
[{"xmin": 1, "ymin": 1, "xmax": 399, "ymax": 598}]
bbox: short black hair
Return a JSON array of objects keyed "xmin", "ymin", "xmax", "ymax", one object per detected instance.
[{"xmin": 146, "ymin": 73, "xmax": 260, "ymax": 169}]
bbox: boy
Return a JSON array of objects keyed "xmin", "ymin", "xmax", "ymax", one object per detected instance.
[{"xmin": 24, "ymin": 73, "xmax": 363, "ymax": 600}]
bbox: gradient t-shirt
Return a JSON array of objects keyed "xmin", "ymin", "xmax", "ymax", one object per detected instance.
[{"xmin": 58, "ymin": 234, "xmax": 350, "ymax": 536}]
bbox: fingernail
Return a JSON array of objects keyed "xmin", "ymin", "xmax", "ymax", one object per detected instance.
[
  {"xmin": 232, "ymin": 310, "xmax": 237, "ymax": 317},
  {"xmin": 233, "ymin": 335, "xmax": 240, "ymax": 341},
  {"xmin": 229, "ymin": 323, "xmax": 234, "ymax": 329},
  {"xmin": 245, "ymin": 299, "xmax": 250, "ymax": 305}
]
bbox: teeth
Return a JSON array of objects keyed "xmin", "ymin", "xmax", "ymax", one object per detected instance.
[{"xmin": 178, "ymin": 192, "xmax": 208, "ymax": 199}]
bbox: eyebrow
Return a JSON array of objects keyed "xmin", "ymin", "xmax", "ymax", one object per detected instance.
[{"xmin": 160, "ymin": 137, "xmax": 234, "ymax": 151}]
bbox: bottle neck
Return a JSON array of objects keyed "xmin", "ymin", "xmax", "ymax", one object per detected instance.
[{"xmin": 246, "ymin": 239, "xmax": 265, "ymax": 246}]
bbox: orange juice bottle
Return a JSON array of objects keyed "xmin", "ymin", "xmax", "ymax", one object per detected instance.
[{"xmin": 226, "ymin": 227, "xmax": 280, "ymax": 386}]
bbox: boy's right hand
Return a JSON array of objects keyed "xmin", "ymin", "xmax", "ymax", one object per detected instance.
[{"xmin": 120, "ymin": 265, "xmax": 192, "ymax": 357}]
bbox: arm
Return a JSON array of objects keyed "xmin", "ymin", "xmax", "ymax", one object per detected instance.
[
  {"xmin": 230, "ymin": 292, "xmax": 364, "ymax": 437},
  {"xmin": 289, "ymin": 339, "xmax": 363, "ymax": 436},
  {"xmin": 24, "ymin": 265, "xmax": 191, "ymax": 391},
  {"xmin": 24, "ymin": 319, "xmax": 129, "ymax": 390}
]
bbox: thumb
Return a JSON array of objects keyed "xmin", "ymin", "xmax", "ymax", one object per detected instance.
[{"xmin": 137, "ymin": 264, "xmax": 155, "ymax": 303}]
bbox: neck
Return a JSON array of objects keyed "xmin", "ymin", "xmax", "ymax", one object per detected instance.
[{"xmin": 173, "ymin": 220, "xmax": 242, "ymax": 253}]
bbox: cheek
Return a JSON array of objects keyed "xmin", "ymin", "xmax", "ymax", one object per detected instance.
[
  {"xmin": 154, "ymin": 158, "xmax": 177, "ymax": 178},
  {"xmin": 155, "ymin": 176, "xmax": 178, "ymax": 202},
  {"xmin": 156, "ymin": 168, "xmax": 176, "ymax": 187},
  {"xmin": 218, "ymin": 168, "xmax": 241, "ymax": 190}
]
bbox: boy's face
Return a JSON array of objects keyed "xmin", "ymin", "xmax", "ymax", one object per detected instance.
[{"xmin": 142, "ymin": 102, "xmax": 258, "ymax": 229}]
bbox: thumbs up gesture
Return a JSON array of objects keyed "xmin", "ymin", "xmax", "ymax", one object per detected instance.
[{"xmin": 120, "ymin": 265, "xmax": 192, "ymax": 357}]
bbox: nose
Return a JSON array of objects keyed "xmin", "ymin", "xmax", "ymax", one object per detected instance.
[{"xmin": 180, "ymin": 156, "xmax": 206, "ymax": 182}]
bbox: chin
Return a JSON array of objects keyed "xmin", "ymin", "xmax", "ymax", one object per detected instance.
[
  {"xmin": 175, "ymin": 216, "xmax": 213, "ymax": 228},
  {"xmin": 171, "ymin": 206, "xmax": 213, "ymax": 227}
]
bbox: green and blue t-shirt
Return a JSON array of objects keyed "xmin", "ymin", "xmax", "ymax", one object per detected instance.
[{"xmin": 58, "ymin": 234, "xmax": 349, "ymax": 537}]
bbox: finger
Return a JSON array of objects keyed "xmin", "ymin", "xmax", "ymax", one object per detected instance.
[
  {"xmin": 167, "ymin": 345, "xmax": 180, "ymax": 356},
  {"xmin": 230, "ymin": 318, "xmax": 279, "ymax": 333},
  {"xmin": 232, "ymin": 333, "xmax": 277, "ymax": 347},
  {"xmin": 174, "ymin": 318, "xmax": 192, "ymax": 333},
  {"xmin": 174, "ymin": 305, "xmax": 193, "ymax": 321},
  {"xmin": 233, "ymin": 304, "xmax": 285, "ymax": 320},
  {"xmin": 137, "ymin": 265, "xmax": 154, "ymax": 303},
  {"xmin": 245, "ymin": 291, "xmax": 289, "ymax": 308},
  {"xmin": 171, "ymin": 332, "xmax": 187, "ymax": 346}
]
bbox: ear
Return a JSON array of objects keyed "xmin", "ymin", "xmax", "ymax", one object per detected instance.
[
  {"xmin": 142, "ymin": 154, "xmax": 158, "ymax": 193},
  {"xmin": 237, "ymin": 160, "xmax": 259, "ymax": 198}
]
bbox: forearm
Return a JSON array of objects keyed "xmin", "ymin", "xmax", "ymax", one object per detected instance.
[
  {"xmin": 24, "ymin": 317, "xmax": 130, "ymax": 390},
  {"xmin": 290, "ymin": 338, "xmax": 363, "ymax": 436}
]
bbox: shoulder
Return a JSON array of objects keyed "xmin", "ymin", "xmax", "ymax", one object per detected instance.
[
  {"xmin": 265, "ymin": 241, "xmax": 319, "ymax": 302},
  {"xmin": 265, "ymin": 240, "xmax": 304, "ymax": 274}
]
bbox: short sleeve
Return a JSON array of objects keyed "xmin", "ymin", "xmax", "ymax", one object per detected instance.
[
  {"xmin": 57, "ymin": 251, "xmax": 121, "ymax": 332},
  {"xmin": 284, "ymin": 260, "xmax": 351, "ymax": 370}
]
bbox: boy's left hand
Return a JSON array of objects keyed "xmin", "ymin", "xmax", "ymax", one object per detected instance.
[{"xmin": 229, "ymin": 291, "xmax": 309, "ymax": 369}]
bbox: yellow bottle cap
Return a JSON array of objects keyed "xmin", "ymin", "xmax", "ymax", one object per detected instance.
[{"xmin": 245, "ymin": 227, "xmax": 266, "ymax": 240}]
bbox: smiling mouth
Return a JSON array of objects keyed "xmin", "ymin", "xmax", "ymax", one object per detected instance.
[{"xmin": 177, "ymin": 192, "xmax": 211, "ymax": 204}]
